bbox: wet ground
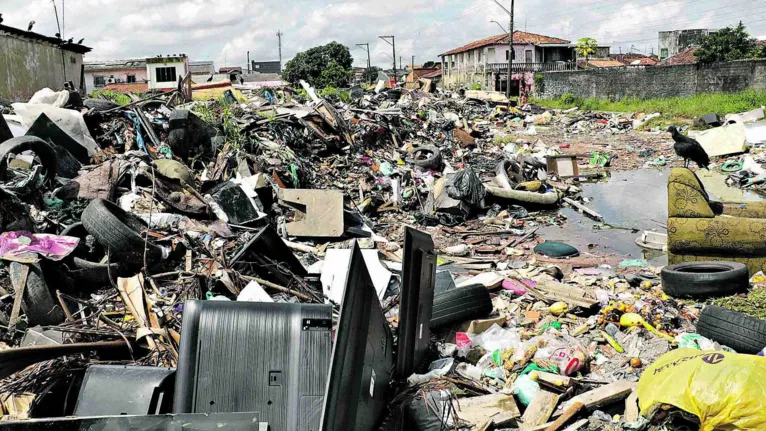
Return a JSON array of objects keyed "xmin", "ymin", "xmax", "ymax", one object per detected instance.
[{"xmin": 539, "ymin": 168, "xmax": 766, "ymax": 266}]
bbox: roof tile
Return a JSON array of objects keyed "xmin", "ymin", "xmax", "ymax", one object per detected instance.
[{"xmin": 440, "ymin": 31, "xmax": 570, "ymax": 56}]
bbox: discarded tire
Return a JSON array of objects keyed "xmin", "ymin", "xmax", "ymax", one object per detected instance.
[
  {"xmin": 406, "ymin": 146, "xmax": 442, "ymax": 170},
  {"xmin": 81, "ymin": 198, "xmax": 162, "ymax": 264},
  {"xmin": 70, "ymin": 257, "xmax": 123, "ymax": 284},
  {"xmin": 430, "ymin": 284, "xmax": 492, "ymax": 328},
  {"xmin": 0, "ymin": 136, "xmax": 58, "ymax": 183},
  {"xmin": 9, "ymin": 262, "xmax": 65, "ymax": 326},
  {"xmin": 661, "ymin": 261, "xmax": 748, "ymax": 298},
  {"xmin": 697, "ymin": 306, "xmax": 766, "ymax": 354}
]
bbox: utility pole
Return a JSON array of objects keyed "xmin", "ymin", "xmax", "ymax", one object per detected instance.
[
  {"xmin": 411, "ymin": 55, "xmax": 415, "ymax": 71},
  {"xmin": 247, "ymin": 51, "xmax": 250, "ymax": 74},
  {"xmin": 277, "ymin": 30, "xmax": 284, "ymax": 71},
  {"xmin": 493, "ymin": 0, "xmax": 514, "ymax": 98},
  {"xmin": 379, "ymin": 36, "xmax": 396, "ymax": 84},
  {"xmin": 356, "ymin": 43, "xmax": 371, "ymax": 82}
]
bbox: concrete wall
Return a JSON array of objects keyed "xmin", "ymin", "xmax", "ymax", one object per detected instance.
[
  {"xmin": 658, "ymin": 29, "xmax": 711, "ymax": 59},
  {"xmin": 538, "ymin": 59, "xmax": 766, "ymax": 100},
  {"xmin": 0, "ymin": 31, "xmax": 84, "ymax": 101},
  {"xmin": 84, "ymin": 68, "xmax": 148, "ymax": 93}
]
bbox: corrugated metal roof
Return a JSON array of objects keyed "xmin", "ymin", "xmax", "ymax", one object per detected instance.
[
  {"xmin": 0, "ymin": 24, "xmax": 91, "ymax": 54},
  {"xmin": 440, "ymin": 31, "xmax": 570, "ymax": 57},
  {"xmin": 84, "ymin": 59, "xmax": 147, "ymax": 72}
]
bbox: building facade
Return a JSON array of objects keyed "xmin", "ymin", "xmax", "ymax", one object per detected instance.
[
  {"xmin": 84, "ymin": 59, "xmax": 148, "ymax": 91},
  {"xmin": 439, "ymin": 31, "xmax": 581, "ymax": 94},
  {"xmin": 252, "ymin": 61, "xmax": 282, "ymax": 74},
  {"xmin": 0, "ymin": 24, "xmax": 91, "ymax": 101},
  {"xmin": 147, "ymin": 55, "xmax": 189, "ymax": 90},
  {"xmin": 658, "ymin": 29, "xmax": 714, "ymax": 60},
  {"xmin": 189, "ymin": 60, "xmax": 215, "ymax": 76}
]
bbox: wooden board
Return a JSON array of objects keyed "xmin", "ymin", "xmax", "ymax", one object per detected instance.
[
  {"xmin": 278, "ymin": 189, "xmax": 344, "ymax": 237},
  {"xmin": 554, "ymin": 381, "xmax": 636, "ymax": 417},
  {"xmin": 521, "ymin": 390, "xmax": 559, "ymax": 430},
  {"xmin": 624, "ymin": 390, "xmax": 639, "ymax": 422},
  {"xmin": 456, "ymin": 393, "xmax": 520, "ymax": 426}
]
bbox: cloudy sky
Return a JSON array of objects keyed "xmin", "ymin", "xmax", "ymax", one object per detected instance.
[{"xmin": 3, "ymin": 0, "xmax": 766, "ymax": 69}]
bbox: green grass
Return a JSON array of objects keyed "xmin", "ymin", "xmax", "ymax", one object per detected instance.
[
  {"xmin": 90, "ymin": 90, "xmax": 132, "ymax": 106},
  {"xmin": 533, "ymin": 90, "xmax": 766, "ymax": 119}
]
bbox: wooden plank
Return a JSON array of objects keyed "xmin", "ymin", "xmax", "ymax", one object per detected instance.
[
  {"xmin": 554, "ymin": 381, "xmax": 636, "ymax": 417},
  {"xmin": 521, "ymin": 390, "xmax": 559, "ymax": 430},
  {"xmin": 545, "ymin": 402, "xmax": 583, "ymax": 431},
  {"xmin": 532, "ymin": 371, "xmax": 575, "ymax": 389},
  {"xmin": 624, "ymin": 391, "xmax": 639, "ymax": 422},
  {"xmin": 9, "ymin": 264, "xmax": 29, "ymax": 332},
  {"xmin": 563, "ymin": 197, "xmax": 603, "ymax": 221},
  {"xmin": 456, "ymin": 393, "xmax": 520, "ymax": 426},
  {"xmin": 117, "ymin": 274, "xmax": 156, "ymax": 350}
]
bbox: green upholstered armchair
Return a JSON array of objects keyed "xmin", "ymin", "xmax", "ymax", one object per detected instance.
[{"xmin": 667, "ymin": 167, "xmax": 766, "ymax": 275}]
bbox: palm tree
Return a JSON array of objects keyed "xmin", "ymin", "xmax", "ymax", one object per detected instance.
[{"xmin": 576, "ymin": 38, "xmax": 598, "ymax": 69}]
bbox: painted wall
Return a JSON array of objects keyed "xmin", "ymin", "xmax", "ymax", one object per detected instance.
[
  {"xmin": 84, "ymin": 68, "xmax": 148, "ymax": 93},
  {"xmin": 0, "ymin": 31, "xmax": 84, "ymax": 101},
  {"xmin": 538, "ymin": 59, "xmax": 766, "ymax": 100},
  {"xmin": 146, "ymin": 57, "xmax": 189, "ymax": 90}
]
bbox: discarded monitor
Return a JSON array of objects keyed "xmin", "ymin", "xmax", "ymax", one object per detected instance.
[
  {"xmin": 174, "ymin": 301, "xmax": 332, "ymax": 431},
  {"xmin": 395, "ymin": 227, "xmax": 436, "ymax": 380},
  {"xmin": 229, "ymin": 225, "xmax": 307, "ymax": 287},
  {"xmin": 74, "ymin": 365, "xmax": 175, "ymax": 416},
  {"xmin": 320, "ymin": 243, "xmax": 394, "ymax": 431}
]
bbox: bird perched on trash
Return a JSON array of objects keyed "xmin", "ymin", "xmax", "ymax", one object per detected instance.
[
  {"xmin": 206, "ymin": 75, "xmax": 213, "ymax": 82},
  {"xmin": 77, "ymin": 38, "xmax": 84, "ymax": 44},
  {"xmin": 27, "ymin": 20, "xmax": 35, "ymax": 31},
  {"xmin": 67, "ymin": 38, "xmax": 73, "ymax": 43},
  {"xmin": 667, "ymin": 126, "xmax": 710, "ymax": 170},
  {"xmin": 0, "ymin": 14, "xmax": 4, "ymax": 25},
  {"xmin": 55, "ymin": 32, "xmax": 61, "ymax": 38}
]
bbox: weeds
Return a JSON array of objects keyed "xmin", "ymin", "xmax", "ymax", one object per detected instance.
[
  {"xmin": 90, "ymin": 90, "xmax": 132, "ymax": 106},
  {"xmin": 533, "ymin": 90, "xmax": 766, "ymax": 119}
]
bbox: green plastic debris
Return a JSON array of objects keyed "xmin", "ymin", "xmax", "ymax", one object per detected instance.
[
  {"xmin": 589, "ymin": 151, "xmax": 609, "ymax": 167},
  {"xmin": 539, "ymin": 321, "xmax": 562, "ymax": 331},
  {"xmin": 722, "ymin": 160, "xmax": 743, "ymax": 172},
  {"xmin": 290, "ymin": 164, "xmax": 299, "ymax": 188},
  {"xmin": 619, "ymin": 259, "xmax": 648, "ymax": 268},
  {"xmin": 379, "ymin": 162, "xmax": 395, "ymax": 177},
  {"xmin": 44, "ymin": 198, "xmax": 64, "ymax": 211},
  {"xmin": 520, "ymin": 362, "xmax": 559, "ymax": 376}
]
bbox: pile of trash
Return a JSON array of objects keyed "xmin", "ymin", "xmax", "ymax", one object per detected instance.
[{"xmin": 0, "ymin": 83, "xmax": 765, "ymax": 431}]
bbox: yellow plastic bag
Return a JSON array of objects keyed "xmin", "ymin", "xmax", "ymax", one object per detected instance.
[{"xmin": 638, "ymin": 348, "xmax": 766, "ymax": 430}]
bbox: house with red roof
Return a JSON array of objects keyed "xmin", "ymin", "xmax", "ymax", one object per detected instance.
[{"xmin": 439, "ymin": 31, "xmax": 603, "ymax": 95}]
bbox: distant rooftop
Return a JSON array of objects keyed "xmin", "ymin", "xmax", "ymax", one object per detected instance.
[
  {"xmin": 84, "ymin": 59, "xmax": 146, "ymax": 72},
  {"xmin": 0, "ymin": 23, "xmax": 91, "ymax": 54},
  {"xmin": 440, "ymin": 31, "xmax": 570, "ymax": 57}
]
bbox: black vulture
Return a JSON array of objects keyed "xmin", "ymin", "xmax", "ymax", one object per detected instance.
[
  {"xmin": 55, "ymin": 32, "xmax": 61, "ymax": 38},
  {"xmin": 67, "ymin": 38, "xmax": 73, "ymax": 44},
  {"xmin": 27, "ymin": 20, "xmax": 35, "ymax": 31},
  {"xmin": 206, "ymin": 75, "xmax": 213, "ymax": 82},
  {"xmin": 77, "ymin": 38, "xmax": 84, "ymax": 44},
  {"xmin": 667, "ymin": 126, "xmax": 710, "ymax": 170},
  {"xmin": 1, "ymin": 14, "xmax": 5, "ymax": 25}
]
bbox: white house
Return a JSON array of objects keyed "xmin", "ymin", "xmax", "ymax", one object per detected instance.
[
  {"xmin": 146, "ymin": 54, "xmax": 189, "ymax": 90},
  {"xmin": 439, "ymin": 31, "xmax": 589, "ymax": 94}
]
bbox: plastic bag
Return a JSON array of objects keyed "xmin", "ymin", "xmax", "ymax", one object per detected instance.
[
  {"xmin": 534, "ymin": 334, "xmax": 587, "ymax": 376},
  {"xmin": 469, "ymin": 324, "xmax": 520, "ymax": 352},
  {"xmin": 446, "ymin": 168, "xmax": 485, "ymax": 207},
  {"xmin": 638, "ymin": 349, "xmax": 766, "ymax": 431}
]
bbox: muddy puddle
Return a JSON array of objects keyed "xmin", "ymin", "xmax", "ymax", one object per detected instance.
[{"xmin": 539, "ymin": 168, "xmax": 766, "ymax": 266}]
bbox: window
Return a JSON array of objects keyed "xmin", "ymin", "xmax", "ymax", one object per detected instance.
[
  {"xmin": 525, "ymin": 50, "xmax": 533, "ymax": 63},
  {"xmin": 478, "ymin": 50, "xmax": 483, "ymax": 62},
  {"xmin": 507, "ymin": 50, "xmax": 516, "ymax": 60},
  {"xmin": 660, "ymin": 48, "xmax": 669, "ymax": 59},
  {"xmin": 94, "ymin": 76, "xmax": 105, "ymax": 87},
  {"xmin": 255, "ymin": 64, "xmax": 260, "ymax": 69},
  {"xmin": 126, "ymin": 75, "xmax": 136, "ymax": 83},
  {"xmin": 156, "ymin": 66, "xmax": 177, "ymax": 83}
]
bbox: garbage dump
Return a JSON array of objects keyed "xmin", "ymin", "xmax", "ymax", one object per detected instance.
[{"xmin": 1, "ymin": 84, "xmax": 766, "ymax": 431}]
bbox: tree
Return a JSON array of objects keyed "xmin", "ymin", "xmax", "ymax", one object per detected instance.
[
  {"xmin": 694, "ymin": 22, "xmax": 766, "ymax": 64},
  {"xmin": 317, "ymin": 61, "xmax": 352, "ymax": 88},
  {"xmin": 362, "ymin": 66, "xmax": 382, "ymax": 83},
  {"xmin": 283, "ymin": 41, "xmax": 353, "ymax": 87},
  {"xmin": 576, "ymin": 38, "xmax": 598, "ymax": 69}
]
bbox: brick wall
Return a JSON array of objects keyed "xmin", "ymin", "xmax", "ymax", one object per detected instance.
[{"xmin": 538, "ymin": 59, "xmax": 766, "ymax": 100}]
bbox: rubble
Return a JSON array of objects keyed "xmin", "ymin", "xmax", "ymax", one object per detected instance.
[{"xmin": 0, "ymin": 83, "xmax": 765, "ymax": 431}]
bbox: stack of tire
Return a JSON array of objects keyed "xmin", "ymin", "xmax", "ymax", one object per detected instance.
[{"xmin": 662, "ymin": 261, "xmax": 766, "ymax": 354}]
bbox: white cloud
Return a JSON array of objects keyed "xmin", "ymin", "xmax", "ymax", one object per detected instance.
[{"xmin": 2, "ymin": 0, "xmax": 765, "ymax": 69}]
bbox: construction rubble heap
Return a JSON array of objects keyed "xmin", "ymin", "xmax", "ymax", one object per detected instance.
[{"xmin": 0, "ymin": 83, "xmax": 765, "ymax": 431}]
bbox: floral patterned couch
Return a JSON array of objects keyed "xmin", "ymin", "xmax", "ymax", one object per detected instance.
[{"xmin": 667, "ymin": 167, "xmax": 766, "ymax": 275}]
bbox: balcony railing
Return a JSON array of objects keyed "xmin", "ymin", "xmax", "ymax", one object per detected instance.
[{"xmin": 487, "ymin": 62, "xmax": 577, "ymax": 72}]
